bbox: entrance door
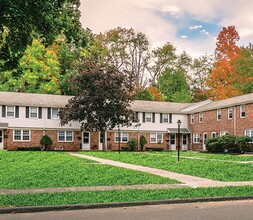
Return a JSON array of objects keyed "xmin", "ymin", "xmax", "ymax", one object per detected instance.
[
  {"xmin": 203, "ymin": 132, "xmax": 208, "ymax": 150},
  {"xmin": 170, "ymin": 134, "xmax": 176, "ymax": 150},
  {"xmin": 99, "ymin": 132, "xmax": 105, "ymax": 150},
  {"xmin": 82, "ymin": 132, "xmax": 90, "ymax": 150},
  {"xmin": 182, "ymin": 134, "xmax": 188, "ymax": 150},
  {"xmin": 0, "ymin": 130, "xmax": 3, "ymax": 149}
]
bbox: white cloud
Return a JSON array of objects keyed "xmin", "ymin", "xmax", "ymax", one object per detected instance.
[
  {"xmin": 180, "ymin": 35, "xmax": 188, "ymax": 39},
  {"xmin": 80, "ymin": 0, "xmax": 253, "ymax": 58},
  {"xmin": 189, "ymin": 25, "xmax": 202, "ymax": 30}
]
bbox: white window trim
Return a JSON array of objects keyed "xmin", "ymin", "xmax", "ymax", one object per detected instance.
[
  {"xmin": 217, "ymin": 109, "xmax": 221, "ymax": 121},
  {"xmin": 30, "ymin": 107, "xmax": 39, "ymax": 118},
  {"xmin": 193, "ymin": 133, "xmax": 200, "ymax": 143},
  {"xmin": 199, "ymin": 112, "xmax": 203, "ymax": 123},
  {"xmin": 163, "ymin": 113, "xmax": 169, "ymax": 123},
  {"xmin": 150, "ymin": 133, "xmax": 163, "ymax": 144},
  {"xmin": 245, "ymin": 130, "xmax": 253, "ymax": 142},
  {"xmin": 6, "ymin": 106, "xmax": 15, "ymax": 118},
  {"xmin": 220, "ymin": 130, "xmax": 228, "ymax": 136},
  {"xmin": 211, "ymin": 132, "xmax": 217, "ymax": 138},
  {"xmin": 228, "ymin": 107, "xmax": 233, "ymax": 120},
  {"xmin": 13, "ymin": 130, "xmax": 30, "ymax": 142},
  {"xmin": 191, "ymin": 114, "xmax": 194, "ymax": 124},
  {"xmin": 240, "ymin": 105, "xmax": 246, "ymax": 118},
  {"xmin": 58, "ymin": 131, "xmax": 74, "ymax": 142},
  {"xmin": 145, "ymin": 113, "xmax": 152, "ymax": 123},
  {"xmin": 51, "ymin": 108, "xmax": 59, "ymax": 119},
  {"xmin": 114, "ymin": 132, "xmax": 129, "ymax": 143}
]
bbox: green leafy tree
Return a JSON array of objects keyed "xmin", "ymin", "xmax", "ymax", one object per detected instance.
[
  {"xmin": 157, "ymin": 68, "xmax": 192, "ymax": 102},
  {"xmin": 128, "ymin": 138, "xmax": 138, "ymax": 151},
  {"xmin": 40, "ymin": 135, "xmax": 53, "ymax": 151},
  {"xmin": 0, "ymin": 0, "xmax": 83, "ymax": 72},
  {"xmin": 135, "ymin": 89, "xmax": 153, "ymax": 100},
  {"xmin": 59, "ymin": 58, "xmax": 133, "ymax": 150},
  {"xmin": 139, "ymin": 135, "xmax": 147, "ymax": 151}
]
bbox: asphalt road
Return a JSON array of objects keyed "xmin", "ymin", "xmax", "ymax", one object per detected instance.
[{"xmin": 1, "ymin": 200, "xmax": 253, "ymax": 220}]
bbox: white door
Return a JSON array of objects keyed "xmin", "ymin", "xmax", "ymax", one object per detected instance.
[
  {"xmin": 182, "ymin": 134, "xmax": 188, "ymax": 150},
  {"xmin": 203, "ymin": 132, "xmax": 208, "ymax": 150},
  {"xmin": 99, "ymin": 132, "xmax": 105, "ymax": 150},
  {"xmin": 170, "ymin": 134, "xmax": 176, "ymax": 150},
  {"xmin": 0, "ymin": 130, "xmax": 3, "ymax": 149},
  {"xmin": 82, "ymin": 132, "xmax": 90, "ymax": 150}
]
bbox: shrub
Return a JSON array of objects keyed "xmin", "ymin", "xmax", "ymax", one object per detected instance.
[
  {"xmin": 205, "ymin": 137, "xmax": 223, "ymax": 153},
  {"xmin": 139, "ymin": 135, "xmax": 147, "ymax": 151},
  {"xmin": 40, "ymin": 135, "xmax": 53, "ymax": 151},
  {"xmin": 128, "ymin": 138, "xmax": 138, "ymax": 151},
  {"xmin": 17, "ymin": 146, "xmax": 41, "ymax": 151}
]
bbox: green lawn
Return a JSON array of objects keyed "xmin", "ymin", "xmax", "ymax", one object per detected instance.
[
  {"xmin": 81, "ymin": 151, "xmax": 253, "ymax": 181},
  {"xmin": 1, "ymin": 186, "xmax": 253, "ymax": 207},
  {"xmin": 0, "ymin": 151, "xmax": 178, "ymax": 189}
]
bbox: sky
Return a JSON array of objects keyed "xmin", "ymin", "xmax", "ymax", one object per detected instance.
[{"xmin": 80, "ymin": 0, "xmax": 253, "ymax": 58}]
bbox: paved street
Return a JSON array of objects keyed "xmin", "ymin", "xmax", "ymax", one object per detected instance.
[{"xmin": 1, "ymin": 200, "xmax": 253, "ymax": 220}]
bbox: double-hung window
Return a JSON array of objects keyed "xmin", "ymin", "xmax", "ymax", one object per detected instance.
[
  {"xmin": 13, "ymin": 130, "xmax": 30, "ymax": 141},
  {"xmin": 30, "ymin": 107, "xmax": 38, "ymax": 118},
  {"xmin": 245, "ymin": 130, "xmax": 253, "ymax": 142},
  {"xmin": 240, "ymin": 105, "xmax": 246, "ymax": 118},
  {"xmin": 145, "ymin": 113, "xmax": 152, "ymax": 122},
  {"xmin": 6, "ymin": 106, "xmax": 15, "ymax": 117},
  {"xmin": 191, "ymin": 114, "xmax": 194, "ymax": 124},
  {"xmin": 52, "ymin": 108, "xmax": 59, "ymax": 119},
  {"xmin": 228, "ymin": 107, "xmax": 233, "ymax": 119},
  {"xmin": 199, "ymin": 112, "xmax": 203, "ymax": 123},
  {"xmin": 217, "ymin": 109, "xmax": 221, "ymax": 121},
  {"xmin": 115, "ymin": 132, "xmax": 128, "ymax": 143},
  {"xmin": 193, "ymin": 133, "xmax": 200, "ymax": 143},
  {"xmin": 58, "ymin": 131, "xmax": 73, "ymax": 142},
  {"xmin": 150, "ymin": 133, "xmax": 163, "ymax": 143}
]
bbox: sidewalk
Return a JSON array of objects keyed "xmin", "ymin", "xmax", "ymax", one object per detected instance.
[{"xmin": 68, "ymin": 152, "xmax": 253, "ymax": 188}]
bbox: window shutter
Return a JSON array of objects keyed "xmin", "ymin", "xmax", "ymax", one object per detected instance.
[
  {"xmin": 169, "ymin": 114, "xmax": 172, "ymax": 124},
  {"xmin": 15, "ymin": 106, "xmax": 19, "ymax": 118},
  {"xmin": 47, "ymin": 108, "xmax": 51, "ymax": 119},
  {"xmin": 142, "ymin": 112, "xmax": 145, "ymax": 123},
  {"xmin": 152, "ymin": 113, "xmax": 155, "ymax": 123},
  {"xmin": 26, "ymin": 107, "xmax": 29, "ymax": 118},
  {"xmin": 39, "ymin": 107, "xmax": 42, "ymax": 119},
  {"xmin": 2, "ymin": 105, "xmax": 6, "ymax": 117},
  {"xmin": 160, "ymin": 113, "xmax": 163, "ymax": 123}
]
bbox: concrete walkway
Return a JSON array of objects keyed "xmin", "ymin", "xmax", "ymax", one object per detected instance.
[{"xmin": 69, "ymin": 152, "xmax": 253, "ymax": 188}]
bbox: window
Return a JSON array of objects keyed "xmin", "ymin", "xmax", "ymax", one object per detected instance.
[
  {"xmin": 6, "ymin": 106, "xmax": 15, "ymax": 117},
  {"xmin": 133, "ymin": 112, "xmax": 139, "ymax": 122},
  {"xmin": 191, "ymin": 114, "xmax": 194, "ymax": 124},
  {"xmin": 220, "ymin": 131, "xmax": 228, "ymax": 136},
  {"xmin": 30, "ymin": 107, "xmax": 38, "ymax": 118},
  {"xmin": 199, "ymin": 112, "xmax": 203, "ymax": 123},
  {"xmin": 160, "ymin": 113, "xmax": 172, "ymax": 123},
  {"xmin": 163, "ymin": 114, "xmax": 169, "ymax": 123},
  {"xmin": 217, "ymin": 109, "xmax": 221, "ymax": 121},
  {"xmin": 245, "ymin": 130, "xmax": 253, "ymax": 142},
  {"xmin": 13, "ymin": 130, "xmax": 30, "ymax": 141},
  {"xmin": 150, "ymin": 133, "xmax": 163, "ymax": 143},
  {"xmin": 52, "ymin": 108, "xmax": 59, "ymax": 119},
  {"xmin": 240, "ymin": 105, "xmax": 246, "ymax": 118},
  {"xmin": 115, "ymin": 132, "xmax": 128, "ymax": 143},
  {"xmin": 193, "ymin": 133, "xmax": 200, "ymax": 143},
  {"xmin": 211, "ymin": 132, "xmax": 217, "ymax": 138},
  {"xmin": 58, "ymin": 131, "xmax": 73, "ymax": 142},
  {"xmin": 228, "ymin": 107, "xmax": 233, "ymax": 119},
  {"xmin": 145, "ymin": 113, "xmax": 152, "ymax": 122}
]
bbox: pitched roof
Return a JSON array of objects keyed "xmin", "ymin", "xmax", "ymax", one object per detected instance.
[
  {"xmin": 0, "ymin": 91, "xmax": 72, "ymax": 108},
  {"xmin": 131, "ymin": 100, "xmax": 194, "ymax": 113}
]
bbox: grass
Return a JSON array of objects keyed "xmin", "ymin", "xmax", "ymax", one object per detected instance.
[
  {"xmin": 1, "ymin": 186, "xmax": 253, "ymax": 207},
  {"xmin": 0, "ymin": 151, "xmax": 178, "ymax": 189},
  {"xmin": 81, "ymin": 152, "xmax": 253, "ymax": 181}
]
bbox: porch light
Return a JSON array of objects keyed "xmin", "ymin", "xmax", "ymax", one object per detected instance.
[{"xmin": 177, "ymin": 119, "xmax": 181, "ymax": 162}]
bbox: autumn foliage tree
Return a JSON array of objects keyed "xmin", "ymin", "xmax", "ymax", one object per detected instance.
[
  {"xmin": 59, "ymin": 58, "xmax": 133, "ymax": 150},
  {"xmin": 207, "ymin": 26, "xmax": 242, "ymax": 100}
]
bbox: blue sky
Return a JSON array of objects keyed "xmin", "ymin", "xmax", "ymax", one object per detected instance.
[{"xmin": 81, "ymin": 0, "xmax": 253, "ymax": 57}]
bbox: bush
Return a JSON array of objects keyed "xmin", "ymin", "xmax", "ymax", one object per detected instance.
[
  {"xmin": 205, "ymin": 134, "xmax": 251, "ymax": 153},
  {"xmin": 40, "ymin": 135, "xmax": 53, "ymax": 150},
  {"xmin": 17, "ymin": 146, "xmax": 41, "ymax": 151},
  {"xmin": 128, "ymin": 138, "xmax": 138, "ymax": 151},
  {"xmin": 139, "ymin": 135, "xmax": 147, "ymax": 151},
  {"xmin": 146, "ymin": 147, "xmax": 164, "ymax": 151}
]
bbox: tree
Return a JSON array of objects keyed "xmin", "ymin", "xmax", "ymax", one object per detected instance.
[
  {"xmin": 59, "ymin": 58, "xmax": 133, "ymax": 150},
  {"xmin": 207, "ymin": 26, "xmax": 242, "ymax": 100},
  {"xmin": 139, "ymin": 135, "xmax": 147, "ymax": 151},
  {"xmin": 190, "ymin": 55, "xmax": 213, "ymax": 101},
  {"xmin": 135, "ymin": 89, "xmax": 153, "ymax": 101},
  {"xmin": 0, "ymin": 39, "xmax": 61, "ymax": 94},
  {"xmin": 0, "ymin": 0, "xmax": 83, "ymax": 72},
  {"xmin": 157, "ymin": 68, "xmax": 192, "ymax": 102}
]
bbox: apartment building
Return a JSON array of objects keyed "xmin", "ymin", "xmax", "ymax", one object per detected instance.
[{"xmin": 1, "ymin": 91, "xmax": 253, "ymax": 151}]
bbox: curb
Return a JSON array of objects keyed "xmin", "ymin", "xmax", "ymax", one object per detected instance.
[{"xmin": 1, "ymin": 196, "xmax": 253, "ymax": 214}]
